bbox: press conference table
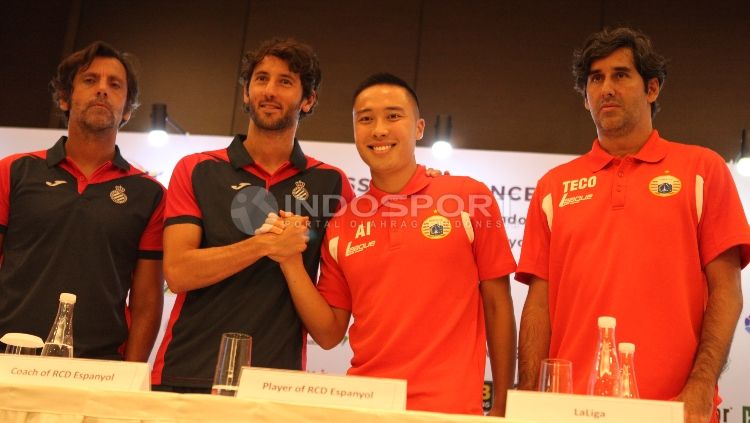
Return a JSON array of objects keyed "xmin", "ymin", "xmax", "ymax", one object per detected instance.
[{"xmin": 0, "ymin": 383, "xmax": 534, "ymax": 423}]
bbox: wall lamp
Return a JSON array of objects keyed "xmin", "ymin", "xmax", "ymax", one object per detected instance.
[
  {"xmin": 148, "ymin": 103, "xmax": 187, "ymax": 146},
  {"xmin": 431, "ymin": 114, "xmax": 453, "ymax": 159}
]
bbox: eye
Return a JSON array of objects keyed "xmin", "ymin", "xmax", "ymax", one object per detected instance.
[
  {"xmin": 254, "ymin": 74, "xmax": 268, "ymax": 82},
  {"xmin": 357, "ymin": 115, "xmax": 373, "ymax": 123},
  {"xmin": 83, "ymin": 76, "xmax": 96, "ymax": 84},
  {"xmin": 589, "ymin": 74, "xmax": 603, "ymax": 83},
  {"xmin": 280, "ymin": 78, "xmax": 293, "ymax": 86},
  {"xmin": 387, "ymin": 112, "xmax": 403, "ymax": 120},
  {"xmin": 615, "ymin": 71, "xmax": 628, "ymax": 79},
  {"xmin": 110, "ymin": 81, "xmax": 122, "ymax": 89}
]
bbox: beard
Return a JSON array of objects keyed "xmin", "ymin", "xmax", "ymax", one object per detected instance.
[
  {"xmin": 72, "ymin": 100, "xmax": 122, "ymax": 132},
  {"xmin": 247, "ymin": 100, "xmax": 300, "ymax": 131}
]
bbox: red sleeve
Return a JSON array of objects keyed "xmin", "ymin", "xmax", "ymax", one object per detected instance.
[
  {"xmin": 165, "ymin": 155, "xmax": 203, "ymax": 226},
  {"xmin": 466, "ymin": 178, "xmax": 517, "ymax": 280},
  {"xmin": 515, "ymin": 176, "xmax": 553, "ymax": 283},
  {"xmin": 0, "ymin": 155, "xmax": 12, "ymax": 230},
  {"xmin": 316, "ymin": 219, "xmax": 353, "ymax": 311},
  {"xmin": 137, "ymin": 179, "xmax": 166, "ymax": 258},
  {"xmin": 696, "ymin": 149, "xmax": 750, "ymax": 268}
]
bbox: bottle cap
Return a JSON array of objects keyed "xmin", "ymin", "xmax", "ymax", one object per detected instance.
[
  {"xmin": 597, "ymin": 316, "xmax": 616, "ymax": 328},
  {"xmin": 618, "ymin": 342, "xmax": 635, "ymax": 353},
  {"xmin": 59, "ymin": 293, "xmax": 77, "ymax": 304}
]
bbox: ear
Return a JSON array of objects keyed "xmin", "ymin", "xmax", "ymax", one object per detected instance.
[
  {"xmin": 59, "ymin": 98, "xmax": 70, "ymax": 112},
  {"xmin": 646, "ymin": 77, "xmax": 660, "ymax": 104},
  {"xmin": 301, "ymin": 90, "xmax": 317, "ymax": 113},
  {"xmin": 583, "ymin": 94, "xmax": 591, "ymax": 111},
  {"xmin": 242, "ymin": 83, "xmax": 250, "ymax": 105},
  {"xmin": 122, "ymin": 108, "xmax": 132, "ymax": 124},
  {"xmin": 415, "ymin": 118, "xmax": 426, "ymax": 141}
]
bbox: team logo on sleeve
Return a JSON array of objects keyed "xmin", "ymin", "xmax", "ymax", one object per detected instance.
[
  {"xmin": 421, "ymin": 215, "xmax": 451, "ymax": 240},
  {"xmin": 109, "ymin": 185, "xmax": 128, "ymax": 204},
  {"xmin": 649, "ymin": 173, "xmax": 681, "ymax": 197},
  {"xmin": 292, "ymin": 180, "xmax": 310, "ymax": 201},
  {"xmin": 45, "ymin": 180, "xmax": 67, "ymax": 187}
]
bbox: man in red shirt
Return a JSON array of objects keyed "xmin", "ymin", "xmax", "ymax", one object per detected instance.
[
  {"xmin": 277, "ymin": 73, "xmax": 517, "ymax": 415},
  {"xmin": 516, "ymin": 27, "xmax": 750, "ymax": 423}
]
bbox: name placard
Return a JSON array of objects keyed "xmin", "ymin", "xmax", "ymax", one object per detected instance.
[
  {"xmin": 236, "ymin": 367, "xmax": 407, "ymax": 411},
  {"xmin": 506, "ymin": 390, "xmax": 683, "ymax": 423},
  {"xmin": 0, "ymin": 354, "xmax": 149, "ymax": 392}
]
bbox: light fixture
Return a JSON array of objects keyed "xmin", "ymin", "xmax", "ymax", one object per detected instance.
[
  {"xmin": 148, "ymin": 103, "xmax": 187, "ymax": 146},
  {"xmin": 735, "ymin": 129, "xmax": 750, "ymax": 177},
  {"xmin": 431, "ymin": 114, "xmax": 453, "ymax": 159}
]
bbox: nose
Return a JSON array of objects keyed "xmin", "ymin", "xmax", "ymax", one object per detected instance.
[
  {"xmin": 96, "ymin": 79, "xmax": 109, "ymax": 97},
  {"xmin": 261, "ymin": 79, "xmax": 278, "ymax": 98},
  {"xmin": 372, "ymin": 118, "xmax": 388, "ymax": 139},
  {"xmin": 601, "ymin": 76, "xmax": 615, "ymax": 97}
]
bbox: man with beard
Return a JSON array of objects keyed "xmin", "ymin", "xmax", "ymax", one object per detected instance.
[
  {"xmin": 516, "ymin": 27, "xmax": 750, "ymax": 423},
  {"xmin": 0, "ymin": 41, "xmax": 165, "ymax": 361},
  {"xmin": 151, "ymin": 38, "xmax": 354, "ymax": 393}
]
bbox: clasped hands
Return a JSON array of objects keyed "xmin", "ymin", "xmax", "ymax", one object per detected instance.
[{"xmin": 254, "ymin": 210, "xmax": 310, "ymax": 263}]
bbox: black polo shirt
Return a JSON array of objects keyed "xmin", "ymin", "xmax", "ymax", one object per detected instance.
[
  {"xmin": 0, "ymin": 137, "xmax": 165, "ymax": 359},
  {"xmin": 153, "ymin": 135, "xmax": 353, "ymax": 389}
]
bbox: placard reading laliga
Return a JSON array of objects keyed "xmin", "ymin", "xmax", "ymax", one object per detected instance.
[
  {"xmin": 236, "ymin": 367, "xmax": 407, "ymax": 410},
  {"xmin": 506, "ymin": 390, "xmax": 683, "ymax": 423},
  {"xmin": 0, "ymin": 355, "xmax": 149, "ymax": 391}
]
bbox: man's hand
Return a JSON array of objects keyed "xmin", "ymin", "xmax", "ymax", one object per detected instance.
[
  {"xmin": 266, "ymin": 211, "xmax": 310, "ymax": 263},
  {"xmin": 425, "ymin": 167, "xmax": 450, "ymax": 177},
  {"xmin": 677, "ymin": 381, "xmax": 715, "ymax": 423},
  {"xmin": 254, "ymin": 212, "xmax": 284, "ymax": 235}
]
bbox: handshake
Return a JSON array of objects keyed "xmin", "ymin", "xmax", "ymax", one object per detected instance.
[{"xmin": 254, "ymin": 211, "xmax": 310, "ymax": 263}]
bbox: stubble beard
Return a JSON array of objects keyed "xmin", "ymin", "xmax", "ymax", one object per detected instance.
[{"xmin": 248, "ymin": 101, "xmax": 299, "ymax": 131}]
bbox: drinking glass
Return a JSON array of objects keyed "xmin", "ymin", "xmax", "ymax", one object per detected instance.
[
  {"xmin": 211, "ymin": 332, "xmax": 252, "ymax": 396},
  {"xmin": 1, "ymin": 333, "xmax": 44, "ymax": 355},
  {"xmin": 537, "ymin": 358, "xmax": 573, "ymax": 393}
]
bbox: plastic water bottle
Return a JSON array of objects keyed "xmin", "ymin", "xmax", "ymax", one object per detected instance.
[
  {"xmin": 587, "ymin": 316, "xmax": 620, "ymax": 396},
  {"xmin": 618, "ymin": 342, "xmax": 640, "ymax": 398},
  {"xmin": 40, "ymin": 293, "xmax": 76, "ymax": 357}
]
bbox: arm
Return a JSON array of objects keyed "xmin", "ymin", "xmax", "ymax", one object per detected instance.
[
  {"xmin": 678, "ymin": 246, "xmax": 743, "ymax": 423},
  {"xmin": 517, "ymin": 277, "xmax": 550, "ymax": 390},
  {"xmin": 481, "ymin": 276, "xmax": 516, "ymax": 417},
  {"xmin": 124, "ymin": 258, "xmax": 163, "ymax": 362},
  {"xmin": 279, "ymin": 254, "xmax": 350, "ymax": 349},
  {"xmin": 163, "ymin": 219, "xmax": 308, "ymax": 293}
]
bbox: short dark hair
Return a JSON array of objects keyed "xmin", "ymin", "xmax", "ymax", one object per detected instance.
[
  {"xmin": 50, "ymin": 41, "xmax": 140, "ymax": 125},
  {"xmin": 352, "ymin": 73, "xmax": 420, "ymax": 113},
  {"xmin": 572, "ymin": 27, "xmax": 667, "ymax": 118},
  {"xmin": 239, "ymin": 38, "xmax": 321, "ymax": 118}
]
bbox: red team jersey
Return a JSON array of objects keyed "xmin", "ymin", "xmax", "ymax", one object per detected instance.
[{"xmin": 318, "ymin": 166, "xmax": 516, "ymax": 414}]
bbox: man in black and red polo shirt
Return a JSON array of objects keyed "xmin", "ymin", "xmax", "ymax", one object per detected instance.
[
  {"xmin": 151, "ymin": 38, "xmax": 353, "ymax": 393},
  {"xmin": 0, "ymin": 42, "xmax": 165, "ymax": 361}
]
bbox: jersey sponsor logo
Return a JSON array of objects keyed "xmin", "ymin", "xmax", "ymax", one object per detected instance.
[
  {"xmin": 354, "ymin": 221, "xmax": 372, "ymax": 239},
  {"xmin": 559, "ymin": 192, "xmax": 594, "ymax": 207},
  {"xmin": 648, "ymin": 173, "xmax": 682, "ymax": 197},
  {"xmin": 421, "ymin": 215, "xmax": 451, "ymax": 240},
  {"xmin": 45, "ymin": 180, "xmax": 67, "ymax": 187},
  {"xmin": 559, "ymin": 176, "xmax": 596, "ymax": 208},
  {"xmin": 345, "ymin": 240, "xmax": 376, "ymax": 257},
  {"xmin": 292, "ymin": 180, "xmax": 310, "ymax": 201},
  {"xmin": 109, "ymin": 185, "xmax": 128, "ymax": 204},
  {"xmin": 231, "ymin": 182, "xmax": 252, "ymax": 190}
]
